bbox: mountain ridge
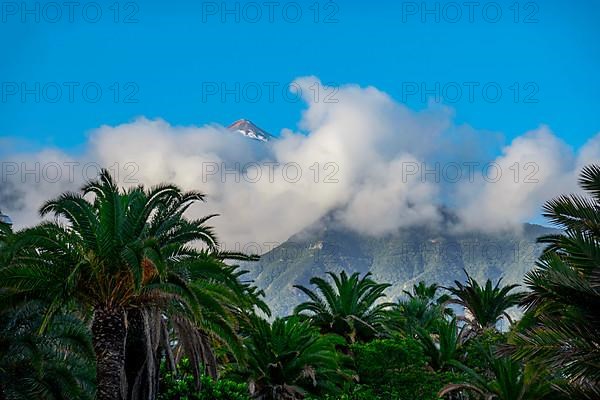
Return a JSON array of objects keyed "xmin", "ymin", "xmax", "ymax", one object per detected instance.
[{"xmin": 246, "ymin": 216, "xmax": 558, "ymax": 316}]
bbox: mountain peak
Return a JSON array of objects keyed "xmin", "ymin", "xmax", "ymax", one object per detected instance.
[{"xmin": 228, "ymin": 119, "xmax": 273, "ymax": 142}]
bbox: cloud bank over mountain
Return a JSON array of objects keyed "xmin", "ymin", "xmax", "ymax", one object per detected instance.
[{"xmin": 1, "ymin": 76, "xmax": 598, "ymax": 247}]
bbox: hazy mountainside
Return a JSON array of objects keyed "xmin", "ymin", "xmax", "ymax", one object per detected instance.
[{"xmin": 247, "ymin": 216, "xmax": 558, "ymax": 316}]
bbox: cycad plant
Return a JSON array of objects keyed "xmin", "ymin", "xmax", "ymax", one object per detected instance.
[{"xmin": 293, "ymin": 271, "xmax": 393, "ymax": 343}]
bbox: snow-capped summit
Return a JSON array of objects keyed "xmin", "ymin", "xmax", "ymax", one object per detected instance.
[{"xmin": 228, "ymin": 119, "xmax": 273, "ymax": 142}]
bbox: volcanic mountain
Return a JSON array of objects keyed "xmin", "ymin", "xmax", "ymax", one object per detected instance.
[{"xmin": 228, "ymin": 119, "xmax": 274, "ymax": 142}]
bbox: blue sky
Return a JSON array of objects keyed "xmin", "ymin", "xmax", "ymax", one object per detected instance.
[{"xmin": 1, "ymin": 0, "xmax": 599, "ymax": 153}]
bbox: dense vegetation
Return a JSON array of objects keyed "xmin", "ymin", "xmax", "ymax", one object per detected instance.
[{"xmin": 0, "ymin": 165, "xmax": 599, "ymax": 400}]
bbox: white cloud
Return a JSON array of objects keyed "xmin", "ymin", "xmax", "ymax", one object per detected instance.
[
  {"xmin": 456, "ymin": 126, "xmax": 577, "ymax": 232},
  {"xmin": 2, "ymin": 77, "xmax": 599, "ymax": 249}
]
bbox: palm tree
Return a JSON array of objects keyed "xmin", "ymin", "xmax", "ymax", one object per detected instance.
[
  {"xmin": 0, "ymin": 170, "xmax": 247, "ymax": 400},
  {"xmin": 512, "ymin": 164, "xmax": 600, "ymax": 398},
  {"xmin": 124, "ymin": 252, "xmax": 262, "ymax": 400},
  {"xmin": 388, "ymin": 281, "xmax": 453, "ymax": 336},
  {"xmin": 240, "ymin": 316, "xmax": 347, "ymax": 399},
  {"xmin": 404, "ymin": 281, "xmax": 447, "ymax": 302},
  {"xmin": 446, "ymin": 271, "xmax": 523, "ymax": 333},
  {"xmin": 416, "ymin": 317, "xmax": 464, "ymax": 371},
  {"xmin": 0, "ymin": 297, "xmax": 95, "ymax": 400},
  {"xmin": 439, "ymin": 352, "xmax": 553, "ymax": 400},
  {"xmin": 293, "ymin": 271, "xmax": 393, "ymax": 343},
  {"xmin": 2, "ymin": 222, "xmax": 94, "ymax": 399}
]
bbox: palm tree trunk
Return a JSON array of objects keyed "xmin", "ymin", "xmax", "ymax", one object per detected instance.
[
  {"xmin": 92, "ymin": 307, "xmax": 127, "ymax": 400},
  {"xmin": 125, "ymin": 308, "xmax": 147, "ymax": 400},
  {"xmin": 125, "ymin": 308, "xmax": 161, "ymax": 400}
]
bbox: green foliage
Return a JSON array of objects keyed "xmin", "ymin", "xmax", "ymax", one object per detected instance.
[
  {"xmin": 350, "ymin": 337, "xmax": 460, "ymax": 400},
  {"xmin": 0, "ymin": 170, "xmax": 265, "ymax": 398},
  {"xmin": 404, "ymin": 281, "xmax": 443, "ymax": 300},
  {"xmin": 294, "ymin": 271, "xmax": 393, "ymax": 343},
  {"xmin": 447, "ymin": 271, "xmax": 523, "ymax": 332},
  {"xmin": 0, "ymin": 222, "xmax": 95, "ymax": 400},
  {"xmin": 158, "ymin": 373, "xmax": 250, "ymax": 400},
  {"xmin": 1, "ymin": 165, "xmax": 598, "ymax": 400},
  {"xmin": 416, "ymin": 317, "xmax": 464, "ymax": 371},
  {"xmin": 305, "ymin": 386, "xmax": 379, "ymax": 400},
  {"xmin": 513, "ymin": 164, "xmax": 600, "ymax": 398},
  {"xmin": 387, "ymin": 281, "xmax": 453, "ymax": 337},
  {"xmin": 462, "ymin": 329, "xmax": 507, "ymax": 372},
  {"xmin": 238, "ymin": 316, "xmax": 349, "ymax": 399},
  {"xmin": 442, "ymin": 352, "xmax": 553, "ymax": 400},
  {"xmin": 159, "ymin": 359, "xmax": 249, "ymax": 400},
  {"xmin": 0, "ymin": 298, "xmax": 95, "ymax": 400}
]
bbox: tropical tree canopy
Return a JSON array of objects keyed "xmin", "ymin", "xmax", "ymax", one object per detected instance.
[
  {"xmin": 446, "ymin": 271, "xmax": 523, "ymax": 332},
  {"xmin": 440, "ymin": 351, "xmax": 553, "ymax": 400},
  {"xmin": 388, "ymin": 281, "xmax": 453, "ymax": 336},
  {"xmin": 0, "ymin": 170, "xmax": 259, "ymax": 400},
  {"xmin": 2, "ymin": 165, "xmax": 599, "ymax": 400},
  {"xmin": 239, "ymin": 316, "xmax": 348, "ymax": 400},
  {"xmin": 293, "ymin": 271, "xmax": 393, "ymax": 343},
  {"xmin": 513, "ymin": 164, "xmax": 600, "ymax": 399}
]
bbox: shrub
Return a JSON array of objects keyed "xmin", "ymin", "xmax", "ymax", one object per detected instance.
[
  {"xmin": 158, "ymin": 359, "xmax": 249, "ymax": 400},
  {"xmin": 349, "ymin": 337, "xmax": 461, "ymax": 400}
]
